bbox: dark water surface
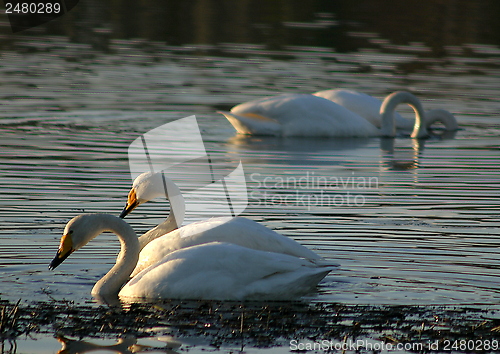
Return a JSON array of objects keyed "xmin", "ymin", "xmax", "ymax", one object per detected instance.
[
  {"xmin": 1, "ymin": 36, "xmax": 499, "ymax": 308},
  {"xmin": 0, "ymin": 8, "xmax": 500, "ymax": 351}
]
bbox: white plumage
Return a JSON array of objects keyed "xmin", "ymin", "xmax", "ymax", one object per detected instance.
[
  {"xmin": 132, "ymin": 216, "xmax": 321, "ymax": 277},
  {"xmin": 220, "ymin": 90, "xmax": 458, "ymax": 138},
  {"xmin": 50, "ymin": 214, "xmax": 334, "ymax": 301},
  {"xmin": 312, "ymin": 89, "xmax": 414, "ymax": 129},
  {"xmin": 119, "ymin": 172, "xmax": 326, "ymax": 278}
]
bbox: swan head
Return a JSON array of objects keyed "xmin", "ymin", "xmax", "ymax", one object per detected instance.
[
  {"xmin": 119, "ymin": 171, "xmax": 185, "ymax": 226},
  {"xmin": 49, "ymin": 214, "xmax": 117, "ymax": 270},
  {"xmin": 120, "ymin": 171, "xmax": 166, "ymax": 217},
  {"xmin": 424, "ymin": 109, "xmax": 458, "ymax": 132}
]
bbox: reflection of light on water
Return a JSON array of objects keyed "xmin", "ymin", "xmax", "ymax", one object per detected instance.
[
  {"xmin": 56, "ymin": 334, "xmax": 182, "ymax": 354},
  {"xmin": 226, "ymin": 132, "xmax": 500, "ymax": 305},
  {"xmin": 0, "ymin": 35, "xmax": 499, "ymax": 308},
  {"xmin": 379, "ymin": 138, "xmax": 421, "ymax": 172}
]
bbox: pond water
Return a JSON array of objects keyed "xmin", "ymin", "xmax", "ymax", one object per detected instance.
[{"xmin": 0, "ymin": 33, "xmax": 500, "ymax": 353}]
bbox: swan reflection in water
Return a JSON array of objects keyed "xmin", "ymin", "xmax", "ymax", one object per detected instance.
[
  {"xmin": 56, "ymin": 334, "xmax": 181, "ymax": 354},
  {"xmin": 227, "ymin": 128, "xmax": 457, "ymax": 172}
]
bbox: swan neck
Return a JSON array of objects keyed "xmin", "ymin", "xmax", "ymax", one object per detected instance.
[
  {"xmin": 138, "ymin": 217, "xmax": 177, "ymax": 249},
  {"xmin": 380, "ymin": 91, "xmax": 427, "ymax": 138},
  {"xmin": 91, "ymin": 215, "xmax": 140, "ymax": 297},
  {"xmin": 380, "ymin": 101, "xmax": 396, "ymax": 137},
  {"xmin": 137, "ymin": 174, "xmax": 185, "ymax": 249}
]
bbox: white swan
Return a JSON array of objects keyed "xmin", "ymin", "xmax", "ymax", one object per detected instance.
[
  {"xmin": 219, "ymin": 91, "xmax": 458, "ymax": 138},
  {"xmin": 49, "ymin": 214, "xmax": 333, "ymax": 300},
  {"xmin": 120, "ymin": 171, "xmax": 324, "ymax": 277}
]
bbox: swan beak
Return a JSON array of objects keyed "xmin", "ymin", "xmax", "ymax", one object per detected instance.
[
  {"xmin": 49, "ymin": 233, "xmax": 74, "ymax": 270},
  {"xmin": 119, "ymin": 188, "xmax": 139, "ymax": 218}
]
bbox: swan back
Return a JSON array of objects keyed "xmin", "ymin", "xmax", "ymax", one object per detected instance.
[
  {"xmin": 313, "ymin": 89, "xmax": 413, "ymax": 129},
  {"xmin": 227, "ymin": 94, "xmax": 380, "ymax": 137},
  {"xmin": 131, "ymin": 216, "xmax": 321, "ymax": 277}
]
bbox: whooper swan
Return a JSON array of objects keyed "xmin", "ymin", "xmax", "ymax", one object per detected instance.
[{"xmin": 49, "ymin": 214, "xmax": 333, "ymax": 300}]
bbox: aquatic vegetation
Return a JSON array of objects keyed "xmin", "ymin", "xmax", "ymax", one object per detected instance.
[
  {"xmin": 0, "ymin": 300, "xmax": 21, "ymax": 340},
  {"xmin": 0, "ymin": 299, "xmax": 499, "ymax": 350}
]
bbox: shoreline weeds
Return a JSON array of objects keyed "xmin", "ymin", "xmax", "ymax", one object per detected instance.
[{"xmin": 1, "ymin": 299, "xmax": 499, "ymax": 350}]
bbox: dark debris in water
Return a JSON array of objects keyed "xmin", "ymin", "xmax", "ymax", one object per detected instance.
[{"xmin": 1, "ymin": 299, "xmax": 500, "ymax": 351}]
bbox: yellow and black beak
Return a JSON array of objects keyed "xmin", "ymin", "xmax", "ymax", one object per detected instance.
[
  {"xmin": 49, "ymin": 233, "xmax": 74, "ymax": 270},
  {"xmin": 119, "ymin": 188, "xmax": 139, "ymax": 218}
]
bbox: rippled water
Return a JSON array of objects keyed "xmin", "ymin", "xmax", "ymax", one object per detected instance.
[
  {"xmin": 1, "ymin": 36, "xmax": 500, "ymax": 314},
  {"xmin": 1, "ymin": 37, "xmax": 500, "ymax": 354}
]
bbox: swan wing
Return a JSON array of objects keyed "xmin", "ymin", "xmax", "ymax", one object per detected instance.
[
  {"xmin": 225, "ymin": 94, "xmax": 379, "ymax": 137},
  {"xmin": 313, "ymin": 89, "xmax": 414, "ymax": 130},
  {"xmin": 120, "ymin": 242, "xmax": 334, "ymax": 300},
  {"xmin": 131, "ymin": 217, "xmax": 321, "ymax": 277}
]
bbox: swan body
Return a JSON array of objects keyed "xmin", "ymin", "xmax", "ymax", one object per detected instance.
[
  {"xmin": 121, "ymin": 241, "xmax": 331, "ymax": 300},
  {"xmin": 49, "ymin": 214, "xmax": 333, "ymax": 300},
  {"xmin": 131, "ymin": 216, "xmax": 320, "ymax": 277},
  {"xmin": 220, "ymin": 93, "xmax": 380, "ymax": 137},
  {"xmin": 120, "ymin": 171, "xmax": 324, "ymax": 277},
  {"xmin": 312, "ymin": 89, "xmax": 414, "ymax": 130},
  {"xmin": 220, "ymin": 91, "xmax": 458, "ymax": 138}
]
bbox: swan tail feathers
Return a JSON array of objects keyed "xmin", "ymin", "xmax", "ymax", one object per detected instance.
[
  {"xmin": 218, "ymin": 111, "xmax": 281, "ymax": 136},
  {"xmin": 313, "ymin": 258, "xmax": 341, "ymax": 268}
]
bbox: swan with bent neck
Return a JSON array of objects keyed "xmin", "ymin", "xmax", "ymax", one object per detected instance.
[
  {"xmin": 120, "ymin": 172, "xmax": 324, "ymax": 277},
  {"xmin": 49, "ymin": 214, "xmax": 333, "ymax": 300},
  {"xmin": 314, "ymin": 89, "xmax": 458, "ymax": 135},
  {"xmin": 220, "ymin": 91, "xmax": 458, "ymax": 138}
]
